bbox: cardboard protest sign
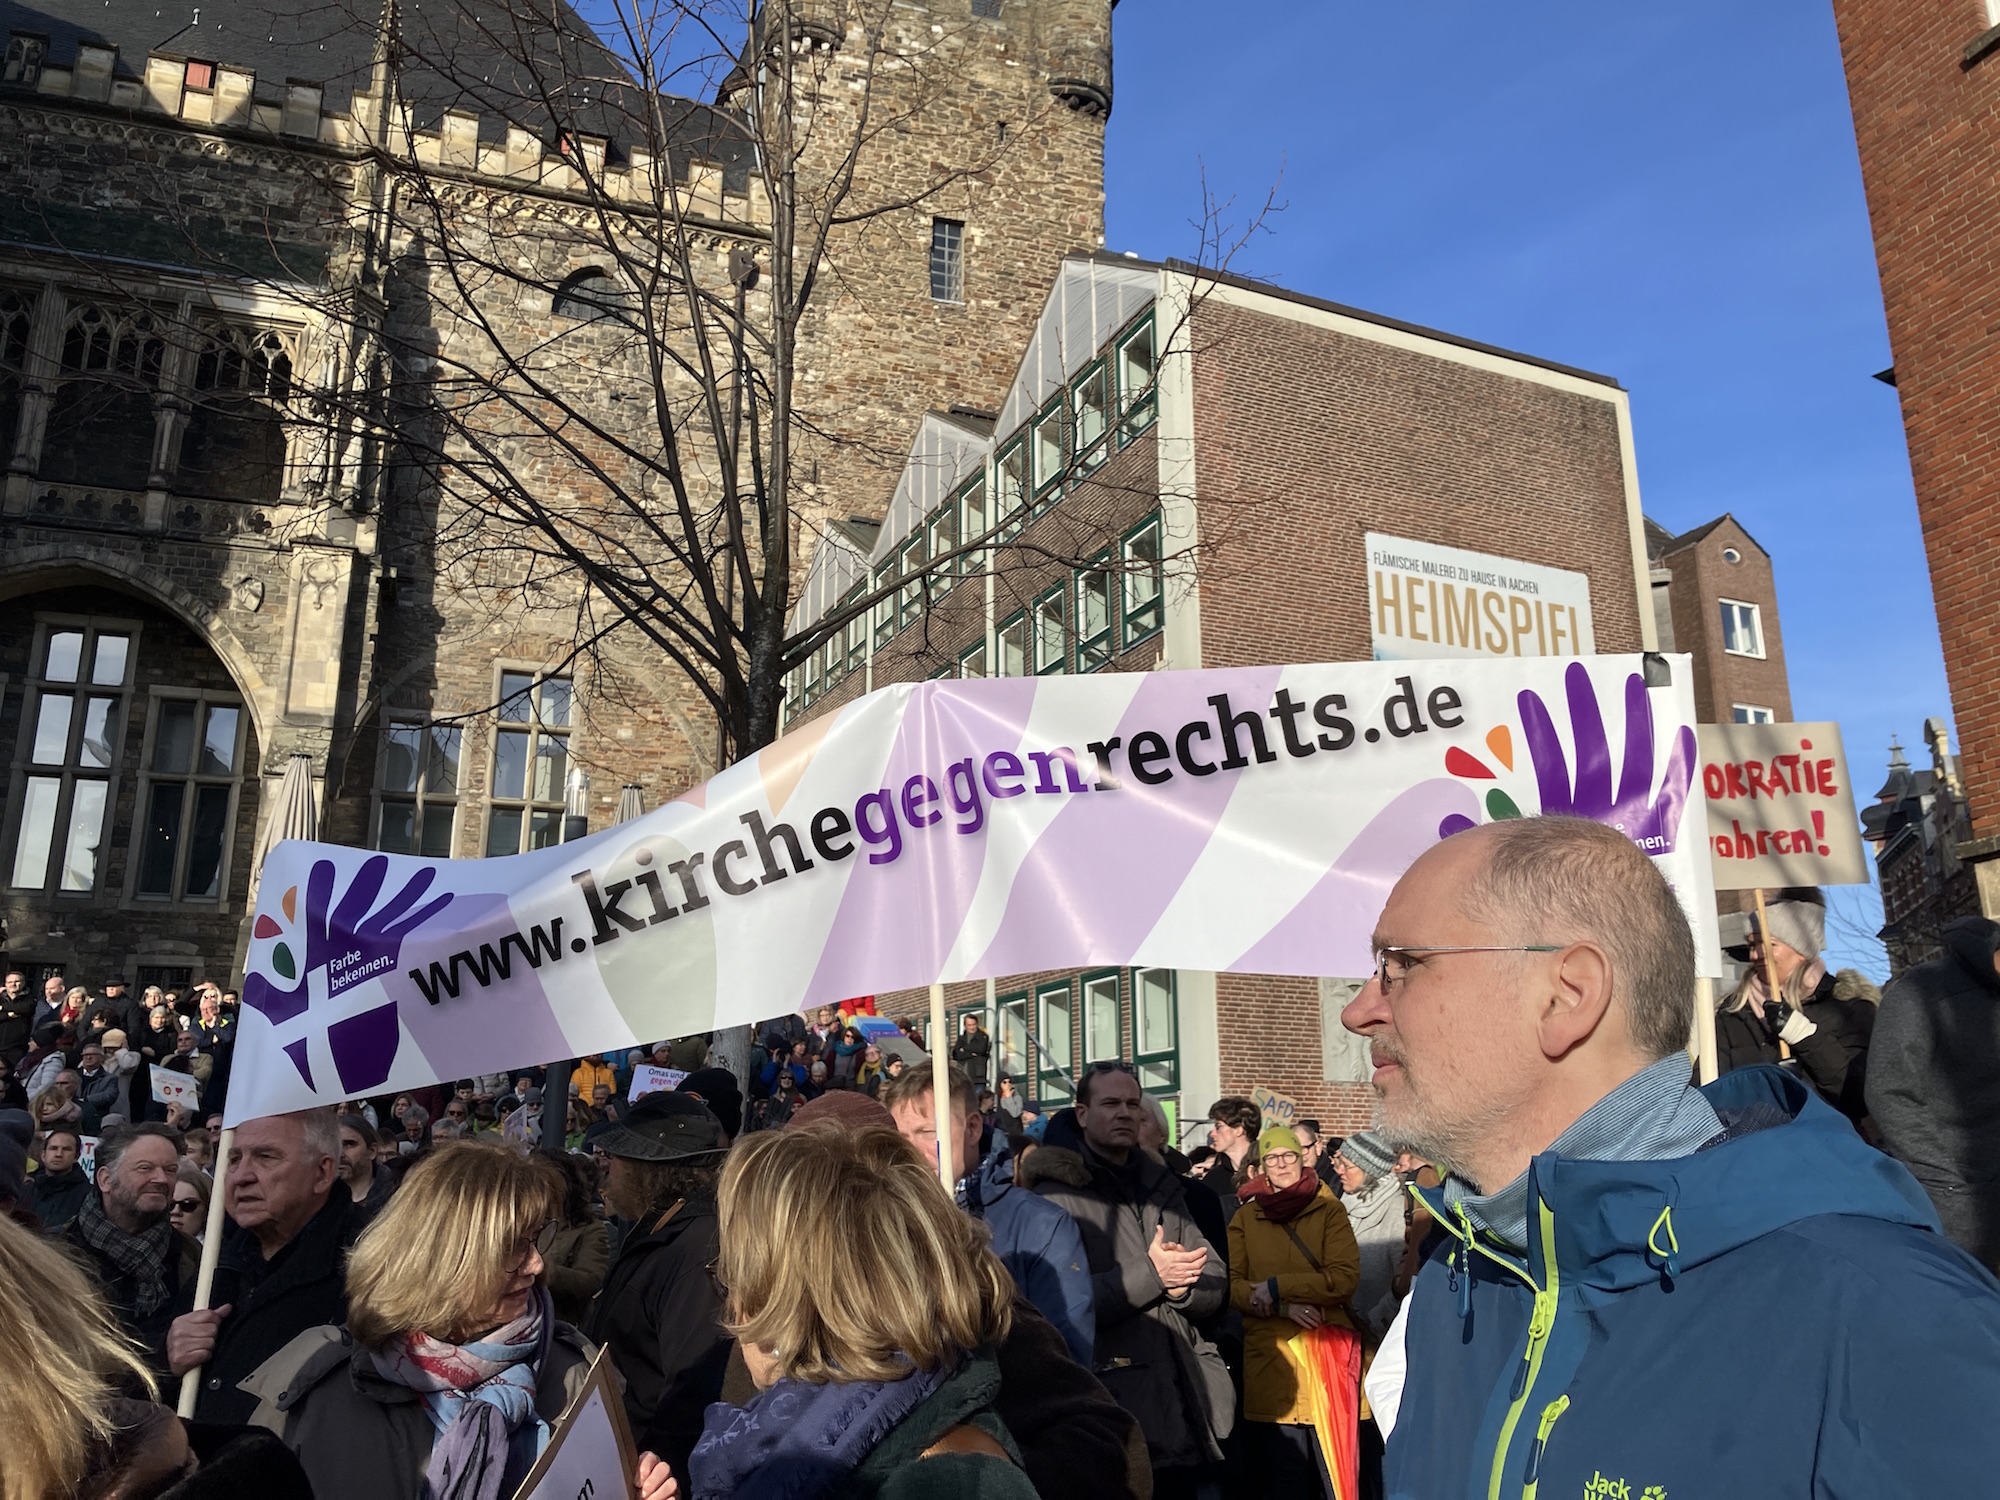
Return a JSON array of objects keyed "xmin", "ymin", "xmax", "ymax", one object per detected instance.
[
  {"xmin": 1698, "ymin": 722, "xmax": 1868, "ymax": 890},
  {"xmin": 514, "ymin": 1346, "xmax": 637, "ymax": 1500},
  {"xmin": 1254, "ymin": 1087, "xmax": 1299, "ymax": 1131},
  {"xmin": 151, "ymin": 1066, "xmax": 201, "ymax": 1110},
  {"xmin": 224, "ymin": 655, "xmax": 1718, "ymax": 1124},
  {"xmin": 78, "ymin": 1135, "xmax": 98, "ymax": 1182},
  {"xmin": 627, "ymin": 1065, "xmax": 685, "ymax": 1101}
]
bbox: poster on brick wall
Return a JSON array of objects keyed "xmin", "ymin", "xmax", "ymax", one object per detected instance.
[
  {"xmin": 222, "ymin": 653, "xmax": 1718, "ymax": 1124},
  {"xmin": 1366, "ymin": 533, "xmax": 1596, "ymax": 663},
  {"xmin": 1698, "ymin": 721, "xmax": 1869, "ymax": 890}
]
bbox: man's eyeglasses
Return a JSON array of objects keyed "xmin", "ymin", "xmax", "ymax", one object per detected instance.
[{"xmin": 1372, "ymin": 944, "xmax": 1563, "ymax": 993}]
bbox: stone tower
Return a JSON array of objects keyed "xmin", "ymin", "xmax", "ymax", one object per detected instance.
[{"xmin": 725, "ymin": 0, "xmax": 1114, "ymax": 527}]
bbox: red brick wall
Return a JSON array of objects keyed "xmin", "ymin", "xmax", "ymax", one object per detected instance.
[{"xmin": 1831, "ymin": 2, "xmax": 2000, "ymax": 841}]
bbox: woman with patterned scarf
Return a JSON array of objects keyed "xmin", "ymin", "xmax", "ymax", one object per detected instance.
[{"xmin": 243, "ymin": 1140, "xmax": 667, "ymax": 1500}]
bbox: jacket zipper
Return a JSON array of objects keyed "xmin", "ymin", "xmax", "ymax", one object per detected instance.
[
  {"xmin": 1519, "ymin": 1394, "xmax": 1571, "ymax": 1500},
  {"xmin": 1485, "ymin": 1198, "xmax": 1563, "ymax": 1500}
]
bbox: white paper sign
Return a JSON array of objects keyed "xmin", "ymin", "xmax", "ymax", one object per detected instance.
[
  {"xmin": 515, "ymin": 1348, "xmax": 636, "ymax": 1500},
  {"xmin": 151, "ymin": 1066, "xmax": 201, "ymax": 1109},
  {"xmin": 628, "ymin": 1065, "xmax": 686, "ymax": 1101},
  {"xmin": 1366, "ymin": 533, "xmax": 1595, "ymax": 662},
  {"xmin": 78, "ymin": 1135, "xmax": 98, "ymax": 1182}
]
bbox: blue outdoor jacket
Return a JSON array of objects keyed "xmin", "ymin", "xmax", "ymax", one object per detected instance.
[
  {"xmin": 1387, "ymin": 1065, "xmax": 2000, "ymax": 1500},
  {"xmin": 963, "ymin": 1145, "xmax": 1097, "ymax": 1368}
]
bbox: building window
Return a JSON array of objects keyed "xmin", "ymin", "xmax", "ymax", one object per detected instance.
[
  {"xmin": 1721, "ymin": 547, "xmax": 1742, "ymax": 565},
  {"xmin": 785, "ymin": 668, "xmax": 803, "ymax": 719},
  {"xmin": 376, "ymin": 721, "xmax": 461, "ymax": 857},
  {"xmin": 8, "ymin": 622, "xmax": 134, "ymax": 894},
  {"xmin": 995, "ymin": 439, "xmax": 1026, "ymax": 541},
  {"xmin": 1037, "ymin": 980, "xmax": 1074, "ymax": 1102},
  {"xmin": 485, "ymin": 672, "xmax": 572, "ymax": 856},
  {"xmin": 41, "ymin": 302, "xmax": 167, "ymax": 491},
  {"xmin": 1077, "ymin": 556, "xmax": 1113, "ymax": 671},
  {"xmin": 872, "ymin": 562, "xmax": 897, "ymax": 649},
  {"xmin": 897, "ymin": 534, "xmax": 925, "ymax": 630},
  {"xmin": 134, "ymin": 691, "xmax": 244, "ymax": 902},
  {"xmin": 1123, "ymin": 516, "xmax": 1164, "ymax": 646},
  {"xmin": 1072, "ymin": 360, "xmax": 1111, "ymax": 477},
  {"xmin": 957, "ymin": 476, "xmax": 987, "ymax": 576},
  {"xmin": 843, "ymin": 601, "xmax": 869, "ymax": 678},
  {"xmin": 183, "ymin": 58, "xmax": 214, "ymax": 90},
  {"xmin": 1131, "ymin": 966, "xmax": 1178, "ymax": 1093},
  {"xmin": 1082, "ymin": 970, "xmax": 1121, "ymax": 1063},
  {"xmin": 997, "ymin": 991, "xmax": 1030, "ymax": 1082},
  {"xmin": 0, "ymin": 286, "xmax": 31, "ymax": 465},
  {"xmin": 1031, "ymin": 397, "xmax": 1066, "ymax": 506},
  {"xmin": 553, "ymin": 268, "xmax": 632, "ymax": 323},
  {"xmin": 959, "ymin": 640, "xmax": 987, "ymax": 678},
  {"xmin": 996, "ymin": 612, "xmax": 1029, "ymax": 677},
  {"xmin": 1732, "ymin": 704, "xmax": 1776, "ymax": 725},
  {"xmin": 3, "ymin": 32, "xmax": 47, "ymax": 87},
  {"xmin": 179, "ymin": 322, "xmax": 293, "ymax": 503},
  {"xmin": 1116, "ymin": 314, "xmax": 1158, "ymax": 442},
  {"xmin": 1720, "ymin": 600, "xmax": 1764, "ymax": 658},
  {"xmin": 926, "ymin": 504, "xmax": 958, "ymax": 595},
  {"xmin": 929, "ymin": 218, "xmax": 965, "ymax": 303},
  {"xmin": 801, "ymin": 650, "xmax": 821, "ymax": 709},
  {"xmin": 1034, "ymin": 587, "xmax": 1067, "ymax": 674}
]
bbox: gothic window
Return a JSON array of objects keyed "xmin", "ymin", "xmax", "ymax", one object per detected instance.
[
  {"xmin": 484, "ymin": 672, "xmax": 572, "ymax": 856},
  {"xmin": 2, "ymin": 32, "xmax": 46, "ymax": 86},
  {"xmin": 40, "ymin": 302, "xmax": 167, "ymax": 490},
  {"xmin": 6, "ymin": 620, "xmax": 135, "ymax": 896},
  {"xmin": 375, "ymin": 720, "xmax": 461, "ymax": 857},
  {"xmin": 0, "ymin": 286, "xmax": 31, "ymax": 473},
  {"xmin": 179, "ymin": 322, "xmax": 294, "ymax": 502},
  {"xmin": 929, "ymin": 219, "xmax": 965, "ymax": 303},
  {"xmin": 132, "ymin": 691, "xmax": 245, "ymax": 902},
  {"xmin": 553, "ymin": 268, "xmax": 632, "ymax": 323}
]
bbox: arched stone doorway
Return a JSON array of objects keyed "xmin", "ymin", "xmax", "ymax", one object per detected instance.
[{"xmin": 0, "ymin": 581, "xmax": 264, "ymax": 992}]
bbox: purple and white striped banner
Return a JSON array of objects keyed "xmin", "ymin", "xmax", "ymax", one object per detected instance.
[{"xmin": 225, "ymin": 653, "xmax": 1718, "ymax": 1123}]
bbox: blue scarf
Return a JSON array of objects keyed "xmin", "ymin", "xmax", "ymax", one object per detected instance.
[{"xmin": 690, "ymin": 1363, "xmax": 949, "ymax": 1500}]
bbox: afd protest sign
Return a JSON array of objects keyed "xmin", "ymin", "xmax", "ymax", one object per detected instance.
[
  {"xmin": 1254, "ymin": 1086, "xmax": 1299, "ymax": 1130},
  {"xmin": 223, "ymin": 654, "xmax": 1720, "ymax": 1124},
  {"xmin": 1698, "ymin": 722, "xmax": 1868, "ymax": 890},
  {"xmin": 151, "ymin": 1066, "xmax": 202, "ymax": 1110},
  {"xmin": 628, "ymin": 1065, "xmax": 686, "ymax": 1101}
]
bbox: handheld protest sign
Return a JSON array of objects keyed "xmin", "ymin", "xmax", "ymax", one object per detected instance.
[
  {"xmin": 1254, "ymin": 1086, "xmax": 1299, "ymax": 1131},
  {"xmin": 151, "ymin": 1066, "xmax": 202, "ymax": 1110},
  {"xmin": 628, "ymin": 1065, "xmax": 686, "ymax": 1102},
  {"xmin": 1698, "ymin": 722, "xmax": 1868, "ymax": 890},
  {"xmin": 514, "ymin": 1345, "xmax": 639, "ymax": 1500}
]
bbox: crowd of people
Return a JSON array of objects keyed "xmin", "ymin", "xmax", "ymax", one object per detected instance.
[{"xmin": 5, "ymin": 813, "xmax": 2000, "ymax": 1499}]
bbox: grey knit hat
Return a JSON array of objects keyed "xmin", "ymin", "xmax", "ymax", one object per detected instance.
[
  {"xmin": 1334, "ymin": 1129, "xmax": 1397, "ymax": 1180},
  {"xmin": 1727, "ymin": 887, "xmax": 1826, "ymax": 963}
]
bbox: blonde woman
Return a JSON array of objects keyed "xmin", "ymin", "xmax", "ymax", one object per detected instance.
[
  {"xmin": 685, "ymin": 1122, "xmax": 1037, "ymax": 1500},
  {"xmin": 243, "ymin": 1141, "xmax": 629, "ymax": 1500}
]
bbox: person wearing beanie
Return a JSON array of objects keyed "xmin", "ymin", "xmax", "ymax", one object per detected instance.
[
  {"xmin": 1715, "ymin": 887, "xmax": 1877, "ymax": 1123},
  {"xmin": 1228, "ymin": 1123, "xmax": 1361, "ymax": 1498},
  {"xmin": 1327, "ymin": 1131, "xmax": 1406, "ymax": 1341}
]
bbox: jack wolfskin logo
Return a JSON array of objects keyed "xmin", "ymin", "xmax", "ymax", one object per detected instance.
[{"xmin": 1581, "ymin": 1475, "xmax": 1664, "ymax": 1500}]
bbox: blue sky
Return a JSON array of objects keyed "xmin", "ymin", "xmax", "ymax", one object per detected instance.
[{"xmin": 1103, "ymin": 1, "xmax": 1931, "ymax": 973}]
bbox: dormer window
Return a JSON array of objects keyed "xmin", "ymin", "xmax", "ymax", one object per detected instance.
[
  {"xmin": 184, "ymin": 59, "xmax": 215, "ymax": 90},
  {"xmin": 3, "ymin": 32, "xmax": 47, "ymax": 87}
]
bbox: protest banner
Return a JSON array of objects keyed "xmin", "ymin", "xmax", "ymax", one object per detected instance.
[
  {"xmin": 513, "ymin": 1346, "xmax": 637, "ymax": 1500},
  {"xmin": 1698, "ymin": 721, "xmax": 1869, "ymax": 890},
  {"xmin": 151, "ymin": 1066, "xmax": 202, "ymax": 1110},
  {"xmin": 627, "ymin": 1064, "xmax": 686, "ymax": 1101},
  {"xmin": 1254, "ymin": 1086, "xmax": 1299, "ymax": 1131},
  {"xmin": 223, "ymin": 654, "xmax": 1719, "ymax": 1124}
]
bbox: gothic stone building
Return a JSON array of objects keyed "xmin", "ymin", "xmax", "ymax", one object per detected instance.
[{"xmin": 0, "ymin": 0, "xmax": 1112, "ymax": 991}]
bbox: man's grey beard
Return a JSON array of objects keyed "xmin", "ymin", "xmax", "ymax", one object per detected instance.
[{"xmin": 1370, "ymin": 1040, "xmax": 1502, "ymax": 1186}]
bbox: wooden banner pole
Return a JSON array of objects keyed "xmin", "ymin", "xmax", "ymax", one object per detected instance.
[
  {"xmin": 176, "ymin": 1124, "xmax": 235, "ymax": 1417},
  {"xmin": 929, "ymin": 981, "xmax": 953, "ymax": 1192}
]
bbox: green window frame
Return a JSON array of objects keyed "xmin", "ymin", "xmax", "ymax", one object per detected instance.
[
  {"xmin": 926, "ymin": 504, "xmax": 958, "ymax": 597},
  {"xmin": 801, "ymin": 653, "xmax": 820, "ymax": 708},
  {"xmin": 1077, "ymin": 553, "xmax": 1114, "ymax": 671},
  {"xmin": 1072, "ymin": 358, "xmax": 1111, "ymax": 477},
  {"xmin": 1116, "ymin": 313, "xmax": 1158, "ymax": 444},
  {"xmin": 959, "ymin": 639, "xmax": 988, "ymax": 678},
  {"xmin": 996, "ymin": 611, "xmax": 1029, "ymax": 677},
  {"xmin": 995, "ymin": 438, "xmax": 1027, "ymax": 541},
  {"xmin": 872, "ymin": 562, "xmax": 897, "ymax": 650},
  {"xmin": 997, "ymin": 991, "xmax": 1031, "ymax": 1084},
  {"xmin": 1122, "ymin": 515, "xmax": 1164, "ymax": 648},
  {"xmin": 896, "ymin": 534, "xmax": 925, "ymax": 630},
  {"xmin": 1081, "ymin": 969, "xmax": 1122, "ymax": 1064},
  {"xmin": 1033, "ymin": 585, "xmax": 1067, "ymax": 675},
  {"xmin": 1130, "ymin": 966, "xmax": 1178, "ymax": 1094},
  {"xmin": 1031, "ymin": 395, "xmax": 1066, "ymax": 508},
  {"xmin": 957, "ymin": 475, "xmax": 988, "ymax": 578},
  {"xmin": 844, "ymin": 604, "xmax": 869, "ymax": 678},
  {"xmin": 784, "ymin": 667, "xmax": 803, "ymax": 718},
  {"xmin": 1036, "ymin": 979, "xmax": 1075, "ymax": 1103}
]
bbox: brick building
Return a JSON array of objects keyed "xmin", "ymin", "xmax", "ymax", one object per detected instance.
[
  {"xmin": 1831, "ymin": 0, "xmax": 2000, "ymax": 916},
  {"xmin": 1643, "ymin": 514, "xmax": 1793, "ymax": 727},
  {"xmin": 787, "ymin": 253, "xmax": 1657, "ymax": 1136},
  {"xmin": 0, "ymin": 0, "xmax": 1112, "ymax": 990}
]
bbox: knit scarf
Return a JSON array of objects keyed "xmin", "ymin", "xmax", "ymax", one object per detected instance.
[
  {"xmin": 1238, "ymin": 1168, "xmax": 1322, "ymax": 1225},
  {"xmin": 72, "ymin": 1191, "xmax": 178, "ymax": 1317},
  {"xmin": 690, "ymin": 1361, "xmax": 950, "ymax": 1500},
  {"xmin": 370, "ymin": 1286, "xmax": 552, "ymax": 1500}
]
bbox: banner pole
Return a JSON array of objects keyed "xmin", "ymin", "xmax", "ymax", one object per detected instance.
[
  {"xmin": 1693, "ymin": 977, "xmax": 1718, "ymax": 1085},
  {"xmin": 1752, "ymin": 887, "xmax": 1789, "ymax": 1059},
  {"xmin": 176, "ymin": 1124, "xmax": 234, "ymax": 1418},
  {"xmin": 928, "ymin": 982, "xmax": 953, "ymax": 1193}
]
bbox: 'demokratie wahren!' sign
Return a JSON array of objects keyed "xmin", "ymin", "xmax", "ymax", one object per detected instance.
[
  {"xmin": 1698, "ymin": 721, "xmax": 1869, "ymax": 890},
  {"xmin": 224, "ymin": 655, "xmax": 1719, "ymax": 1124}
]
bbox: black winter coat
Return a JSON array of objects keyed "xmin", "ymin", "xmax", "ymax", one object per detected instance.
[
  {"xmin": 1868, "ymin": 915, "xmax": 2000, "ymax": 1266},
  {"xmin": 31, "ymin": 1161, "xmax": 91, "ymax": 1232},
  {"xmin": 179, "ymin": 1192, "xmax": 364, "ymax": 1423},
  {"xmin": 950, "ymin": 1028, "xmax": 993, "ymax": 1086},
  {"xmin": 584, "ymin": 1187, "xmax": 729, "ymax": 1481},
  {"xmin": 1714, "ymin": 966, "xmax": 1876, "ymax": 1123},
  {"xmin": 242, "ymin": 1322, "xmax": 595, "ymax": 1500},
  {"xmin": 62, "ymin": 1212, "xmax": 202, "ymax": 1377}
]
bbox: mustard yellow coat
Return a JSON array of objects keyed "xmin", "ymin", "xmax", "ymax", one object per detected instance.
[{"xmin": 1227, "ymin": 1183, "xmax": 1362, "ymax": 1423}]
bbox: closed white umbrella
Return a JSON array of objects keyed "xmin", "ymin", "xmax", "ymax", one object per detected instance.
[
  {"xmin": 181, "ymin": 749, "xmax": 317, "ymax": 1416},
  {"xmin": 615, "ymin": 783, "xmax": 645, "ymax": 824}
]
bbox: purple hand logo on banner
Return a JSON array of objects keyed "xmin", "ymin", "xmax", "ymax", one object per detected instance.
[
  {"xmin": 1440, "ymin": 662, "xmax": 1695, "ymax": 854},
  {"xmin": 244, "ymin": 855, "xmax": 454, "ymax": 1092}
]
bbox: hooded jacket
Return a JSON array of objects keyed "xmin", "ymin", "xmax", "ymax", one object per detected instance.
[
  {"xmin": 959, "ymin": 1144, "xmax": 1095, "ymax": 1367},
  {"xmin": 1867, "ymin": 914, "xmax": 2000, "ymax": 1265},
  {"xmin": 1386, "ymin": 1065, "xmax": 2000, "ymax": 1500}
]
